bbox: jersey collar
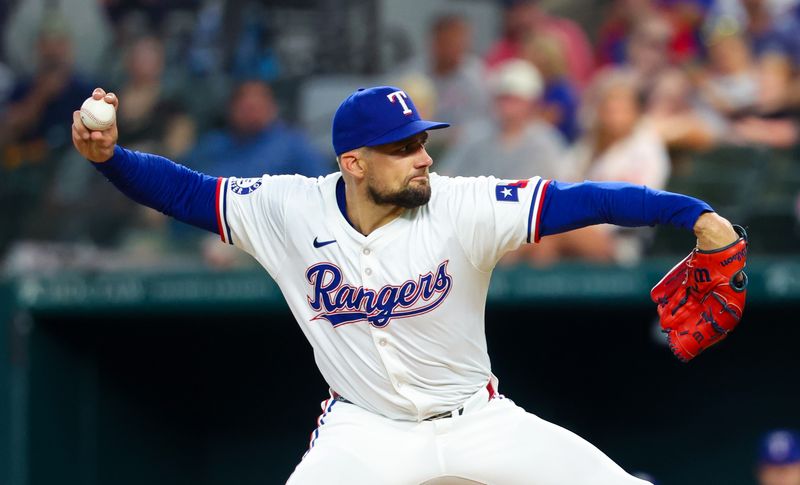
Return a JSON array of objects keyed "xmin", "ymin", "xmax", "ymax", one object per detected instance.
[{"xmin": 335, "ymin": 176, "xmax": 355, "ymax": 228}]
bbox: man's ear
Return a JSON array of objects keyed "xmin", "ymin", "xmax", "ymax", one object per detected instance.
[{"xmin": 339, "ymin": 149, "xmax": 366, "ymax": 180}]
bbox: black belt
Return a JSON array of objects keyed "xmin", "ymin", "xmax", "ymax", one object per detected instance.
[
  {"xmin": 333, "ymin": 394, "xmax": 464, "ymax": 421},
  {"xmin": 331, "ymin": 381, "xmax": 495, "ymax": 422}
]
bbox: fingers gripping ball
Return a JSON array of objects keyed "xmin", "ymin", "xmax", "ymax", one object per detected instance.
[
  {"xmin": 80, "ymin": 97, "xmax": 116, "ymax": 131},
  {"xmin": 651, "ymin": 225, "xmax": 748, "ymax": 362}
]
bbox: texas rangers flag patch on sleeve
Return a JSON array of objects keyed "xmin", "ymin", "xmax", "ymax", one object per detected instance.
[{"xmin": 495, "ymin": 183, "xmax": 520, "ymax": 202}]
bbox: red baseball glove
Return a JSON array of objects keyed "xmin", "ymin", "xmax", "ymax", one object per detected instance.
[{"xmin": 651, "ymin": 225, "xmax": 748, "ymax": 362}]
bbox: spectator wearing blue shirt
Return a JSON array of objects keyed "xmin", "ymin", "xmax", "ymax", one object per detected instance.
[
  {"xmin": 186, "ymin": 80, "xmax": 330, "ymax": 178},
  {"xmin": 522, "ymin": 31, "xmax": 580, "ymax": 142},
  {"xmin": 1, "ymin": 15, "xmax": 94, "ymax": 152}
]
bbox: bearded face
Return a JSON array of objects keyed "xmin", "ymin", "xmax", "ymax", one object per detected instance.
[
  {"xmin": 361, "ymin": 132, "xmax": 433, "ymax": 209},
  {"xmin": 366, "ymin": 169, "xmax": 431, "ymax": 209}
]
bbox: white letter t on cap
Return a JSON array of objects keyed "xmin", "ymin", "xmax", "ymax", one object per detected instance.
[{"xmin": 387, "ymin": 90, "xmax": 413, "ymax": 115}]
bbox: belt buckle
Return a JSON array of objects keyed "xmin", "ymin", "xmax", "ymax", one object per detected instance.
[{"xmin": 426, "ymin": 406, "xmax": 464, "ymax": 421}]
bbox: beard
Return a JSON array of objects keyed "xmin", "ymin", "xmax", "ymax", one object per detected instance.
[{"xmin": 367, "ymin": 176, "xmax": 431, "ymax": 209}]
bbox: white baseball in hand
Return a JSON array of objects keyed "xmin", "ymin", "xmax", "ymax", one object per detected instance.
[{"xmin": 80, "ymin": 97, "xmax": 116, "ymax": 131}]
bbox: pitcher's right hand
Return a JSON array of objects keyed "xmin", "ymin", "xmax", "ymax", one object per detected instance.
[{"xmin": 72, "ymin": 88, "xmax": 119, "ymax": 163}]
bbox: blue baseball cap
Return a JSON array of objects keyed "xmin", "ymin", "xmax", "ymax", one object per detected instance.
[
  {"xmin": 332, "ymin": 86, "xmax": 449, "ymax": 155},
  {"xmin": 759, "ymin": 430, "xmax": 800, "ymax": 465}
]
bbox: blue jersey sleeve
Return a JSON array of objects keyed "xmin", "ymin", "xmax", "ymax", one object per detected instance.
[
  {"xmin": 92, "ymin": 145, "xmax": 220, "ymax": 234},
  {"xmin": 538, "ymin": 180, "xmax": 713, "ymax": 238}
]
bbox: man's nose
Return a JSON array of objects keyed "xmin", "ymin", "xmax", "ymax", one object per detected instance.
[{"xmin": 415, "ymin": 147, "xmax": 433, "ymax": 169}]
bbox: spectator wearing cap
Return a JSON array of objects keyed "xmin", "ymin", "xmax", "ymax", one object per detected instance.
[
  {"xmin": 757, "ymin": 430, "xmax": 800, "ymax": 485},
  {"xmin": 693, "ymin": 17, "xmax": 759, "ymax": 119},
  {"xmin": 437, "ymin": 59, "xmax": 567, "ymax": 181},
  {"xmin": 704, "ymin": 0, "xmax": 787, "ymax": 58}
]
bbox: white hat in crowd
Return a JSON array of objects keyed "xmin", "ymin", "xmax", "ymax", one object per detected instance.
[{"xmin": 489, "ymin": 59, "xmax": 543, "ymax": 101}]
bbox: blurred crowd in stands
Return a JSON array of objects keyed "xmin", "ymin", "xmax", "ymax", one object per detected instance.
[{"xmin": 1, "ymin": 0, "xmax": 800, "ymax": 273}]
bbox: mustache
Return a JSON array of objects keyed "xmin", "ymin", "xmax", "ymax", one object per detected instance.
[{"xmin": 406, "ymin": 172, "xmax": 429, "ymax": 183}]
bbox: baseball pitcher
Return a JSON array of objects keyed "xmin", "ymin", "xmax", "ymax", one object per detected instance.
[{"xmin": 72, "ymin": 86, "xmax": 747, "ymax": 485}]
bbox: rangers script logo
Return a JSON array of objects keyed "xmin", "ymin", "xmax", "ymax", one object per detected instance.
[{"xmin": 305, "ymin": 261, "xmax": 452, "ymax": 328}]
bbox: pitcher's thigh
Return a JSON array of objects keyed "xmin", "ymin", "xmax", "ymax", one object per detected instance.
[
  {"xmin": 445, "ymin": 399, "xmax": 652, "ymax": 485},
  {"xmin": 287, "ymin": 402, "xmax": 438, "ymax": 485},
  {"xmin": 287, "ymin": 443, "xmax": 391, "ymax": 485}
]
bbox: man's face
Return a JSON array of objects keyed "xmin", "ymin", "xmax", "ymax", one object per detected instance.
[
  {"xmin": 493, "ymin": 94, "xmax": 533, "ymax": 127},
  {"xmin": 363, "ymin": 132, "xmax": 433, "ymax": 209},
  {"xmin": 758, "ymin": 463, "xmax": 800, "ymax": 485},
  {"xmin": 597, "ymin": 85, "xmax": 639, "ymax": 139},
  {"xmin": 37, "ymin": 34, "xmax": 73, "ymax": 71},
  {"xmin": 432, "ymin": 20, "xmax": 471, "ymax": 71},
  {"xmin": 230, "ymin": 82, "xmax": 277, "ymax": 135}
]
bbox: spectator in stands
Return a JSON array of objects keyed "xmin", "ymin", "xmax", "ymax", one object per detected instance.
[
  {"xmin": 116, "ymin": 35, "xmax": 195, "ymax": 158},
  {"xmin": 0, "ymin": 13, "xmax": 97, "ymax": 249},
  {"xmin": 574, "ymin": 69, "xmax": 670, "ymax": 189},
  {"xmin": 185, "ymin": 79, "xmax": 330, "ymax": 177},
  {"xmin": 625, "ymin": 14, "xmax": 677, "ymax": 96},
  {"xmin": 105, "ymin": 35, "xmax": 200, "ymax": 259},
  {"xmin": 705, "ymin": 0, "xmax": 787, "ymax": 57},
  {"xmin": 647, "ymin": 68, "xmax": 721, "ymax": 151},
  {"xmin": 3, "ymin": 0, "xmax": 111, "ymax": 79},
  {"xmin": 485, "ymin": 0, "xmax": 595, "ymax": 89},
  {"xmin": 526, "ymin": 69, "xmax": 670, "ymax": 265},
  {"xmin": 596, "ymin": 0, "xmax": 659, "ymax": 67},
  {"xmin": 398, "ymin": 14, "xmax": 488, "ymax": 132},
  {"xmin": 1, "ymin": 14, "xmax": 94, "ymax": 155},
  {"xmin": 757, "ymin": 430, "xmax": 800, "ymax": 485},
  {"xmin": 657, "ymin": 0, "xmax": 709, "ymax": 63},
  {"xmin": 693, "ymin": 17, "xmax": 759, "ymax": 119},
  {"xmin": 597, "ymin": 0, "xmax": 708, "ymax": 68},
  {"xmin": 521, "ymin": 31, "xmax": 581, "ymax": 142},
  {"xmin": 437, "ymin": 59, "xmax": 567, "ymax": 180},
  {"xmin": 185, "ymin": 79, "xmax": 330, "ymax": 268},
  {"xmin": 730, "ymin": 52, "xmax": 799, "ymax": 147}
]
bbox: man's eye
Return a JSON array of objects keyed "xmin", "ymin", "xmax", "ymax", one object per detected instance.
[{"xmin": 396, "ymin": 140, "xmax": 424, "ymax": 154}]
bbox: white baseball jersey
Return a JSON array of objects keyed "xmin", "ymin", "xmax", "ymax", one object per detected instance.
[{"xmin": 214, "ymin": 172, "xmax": 550, "ymax": 421}]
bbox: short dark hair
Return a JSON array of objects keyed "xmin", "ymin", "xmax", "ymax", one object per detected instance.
[
  {"xmin": 430, "ymin": 13, "xmax": 468, "ymax": 35},
  {"xmin": 230, "ymin": 79, "xmax": 273, "ymax": 102}
]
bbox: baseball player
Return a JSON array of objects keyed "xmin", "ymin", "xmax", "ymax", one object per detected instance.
[{"xmin": 72, "ymin": 86, "xmax": 748, "ymax": 485}]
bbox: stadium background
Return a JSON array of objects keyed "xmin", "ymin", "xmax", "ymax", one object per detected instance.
[{"xmin": 1, "ymin": 0, "xmax": 800, "ymax": 484}]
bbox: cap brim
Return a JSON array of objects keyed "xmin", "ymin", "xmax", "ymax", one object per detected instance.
[{"xmin": 365, "ymin": 120, "xmax": 450, "ymax": 147}]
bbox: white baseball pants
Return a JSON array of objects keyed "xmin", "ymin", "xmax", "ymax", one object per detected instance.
[{"xmin": 286, "ymin": 387, "xmax": 652, "ymax": 485}]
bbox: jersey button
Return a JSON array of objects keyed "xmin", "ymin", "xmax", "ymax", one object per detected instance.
[
  {"xmin": 365, "ymin": 268, "xmax": 372, "ymax": 276},
  {"xmin": 363, "ymin": 248, "xmax": 370, "ymax": 255},
  {"xmin": 378, "ymin": 338, "xmax": 387, "ymax": 347}
]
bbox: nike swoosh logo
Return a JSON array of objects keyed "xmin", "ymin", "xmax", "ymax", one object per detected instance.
[{"xmin": 313, "ymin": 237, "xmax": 337, "ymax": 248}]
